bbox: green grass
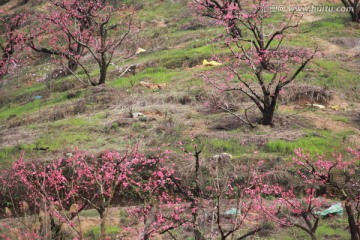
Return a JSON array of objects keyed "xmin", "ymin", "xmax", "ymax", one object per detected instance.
[
  {"xmin": 0, "ymin": 99, "xmax": 42, "ymax": 120},
  {"xmin": 35, "ymin": 131, "xmax": 91, "ymax": 151},
  {"xmin": 85, "ymin": 225, "xmax": 121, "ymax": 240},
  {"xmin": 265, "ymin": 130, "xmax": 351, "ymax": 156},
  {"xmin": 136, "ymin": 1, "xmax": 186, "ymax": 21},
  {"xmin": 316, "ymin": 222, "xmax": 350, "ymax": 239},
  {"xmin": 0, "ymin": 130, "xmax": 92, "ymax": 168},
  {"xmin": 109, "ymin": 66, "xmax": 179, "ymax": 88},
  {"xmin": 269, "ymin": 219, "xmax": 350, "ymax": 240},
  {"xmin": 46, "ymin": 116, "xmax": 100, "ymax": 128},
  {"xmin": 0, "ymin": 144, "xmax": 35, "ymax": 168},
  {"xmin": 300, "ymin": 13, "xmax": 354, "ymax": 38},
  {"xmin": 0, "ymin": 92, "xmax": 80, "ymax": 121},
  {"xmin": 13, "ymin": 82, "xmax": 45, "ymax": 96},
  {"xmin": 79, "ymin": 209, "xmax": 99, "ymax": 218},
  {"xmin": 203, "ymin": 138, "xmax": 248, "ymax": 157},
  {"xmin": 298, "ymin": 60, "xmax": 359, "ymax": 89},
  {"xmin": 331, "ymin": 115, "xmax": 350, "ymax": 123}
]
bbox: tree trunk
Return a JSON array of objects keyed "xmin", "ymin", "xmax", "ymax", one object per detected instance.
[
  {"xmin": 310, "ymin": 233, "xmax": 317, "ymax": 240},
  {"xmin": 261, "ymin": 104, "xmax": 276, "ymax": 125},
  {"xmin": 342, "ymin": 0, "xmax": 360, "ymax": 23},
  {"xmin": 345, "ymin": 202, "xmax": 360, "ymax": 240},
  {"xmin": 98, "ymin": 210, "xmax": 106, "ymax": 240},
  {"xmin": 351, "ymin": 10, "xmax": 360, "ymax": 23},
  {"xmin": 97, "ymin": 64, "xmax": 108, "ymax": 85}
]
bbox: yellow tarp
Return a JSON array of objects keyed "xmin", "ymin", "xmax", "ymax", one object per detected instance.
[{"xmin": 202, "ymin": 59, "xmax": 222, "ymax": 66}]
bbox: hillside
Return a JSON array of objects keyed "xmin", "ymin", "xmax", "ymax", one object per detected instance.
[{"xmin": 0, "ymin": 0, "xmax": 360, "ymax": 239}]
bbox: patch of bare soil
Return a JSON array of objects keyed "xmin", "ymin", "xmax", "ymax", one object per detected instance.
[
  {"xmin": 0, "ymin": 127, "xmax": 40, "ymax": 148},
  {"xmin": 303, "ymin": 111, "xmax": 347, "ymax": 132},
  {"xmin": 316, "ymin": 38, "xmax": 345, "ymax": 55},
  {"xmin": 185, "ymin": 113, "xmax": 308, "ymax": 147},
  {"xmin": 331, "ymin": 37, "xmax": 360, "ymax": 49},
  {"xmin": 302, "ymin": 110, "xmax": 360, "ymax": 145}
]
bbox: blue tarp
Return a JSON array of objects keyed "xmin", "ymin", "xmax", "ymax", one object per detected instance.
[
  {"xmin": 224, "ymin": 208, "xmax": 241, "ymax": 215},
  {"xmin": 316, "ymin": 203, "xmax": 343, "ymax": 217}
]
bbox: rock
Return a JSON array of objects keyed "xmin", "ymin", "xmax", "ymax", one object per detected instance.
[
  {"xmin": 220, "ymin": 153, "xmax": 233, "ymax": 161},
  {"xmin": 135, "ymin": 48, "xmax": 147, "ymax": 54},
  {"xmin": 65, "ymin": 152, "xmax": 73, "ymax": 158},
  {"xmin": 212, "ymin": 153, "xmax": 233, "ymax": 163},
  {"xmin": 311, "ymin": 104, "xmax": 326, "ymax": 109},
  {"xmin": 132, "ymin": 112, "xmax": 145, "ymax": 118},
  {"xmin": 5, "ymin": 207, "xmax": 12, "ymax": 216}
]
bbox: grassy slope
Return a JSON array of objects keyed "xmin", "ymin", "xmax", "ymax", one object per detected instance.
[{"xmin": 0, "ymin": 0, "xmax": 360, "ymax": 238}]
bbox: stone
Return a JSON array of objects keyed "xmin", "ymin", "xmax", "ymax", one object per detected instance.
[
  {"xmin": 135, "ymin": 48, "xmax": 147, "ymax": 54},
  {"xmin": 5, "ymin": 207, "xmax": 12, "ymax": 216},
  {"xmin": 311, "ymin": 104, "xmax": 326, "ymax": 109},
  {"xmin": 212, "ymin": 152, "xmax": 233, "ymax": 162},
  {"xmin": 132, "ymin": 112, "xmax": 144, "ymax": 118}
]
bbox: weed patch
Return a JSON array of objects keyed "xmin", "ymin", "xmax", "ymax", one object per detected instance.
[
  {"xmin": 110, "ymin": 67, "xmax": 178, "ymax": 88},
  {"xmin": 297, "ymin": 60, "xmax": 359, "ymax": 90},
  {"xmin": 0, "ymin": 144, "xmax": 35, "ymax": 168},
  {"xmin": 85, "ymin": 225, "xmax": 121, "ymax": 239},
  {"xmin": 265, "ymin": 130, "xmax": 351, "ymax": 155},
  {"xmin": 203, "ymin": 138, "xmax": 248, "ymax": 157}
]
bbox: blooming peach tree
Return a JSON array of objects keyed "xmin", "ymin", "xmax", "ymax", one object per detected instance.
[
  {"xmin": 0, "ymin": 12, "xmax": 26, "ymax": 79},
  {"xmin": 0, "ymin": 147, "xmax": 185, "ymax": 240},
  {"xmin": 193, "ymin": 0, "xmax": 317, "ymax": 126},
  {"xmin": 26, "ymin": 0, "xmax": 138, "ymax": 86},
  {"xmin": 286, "ymin": 148, "xmax": 360, "ymax": 240}
]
